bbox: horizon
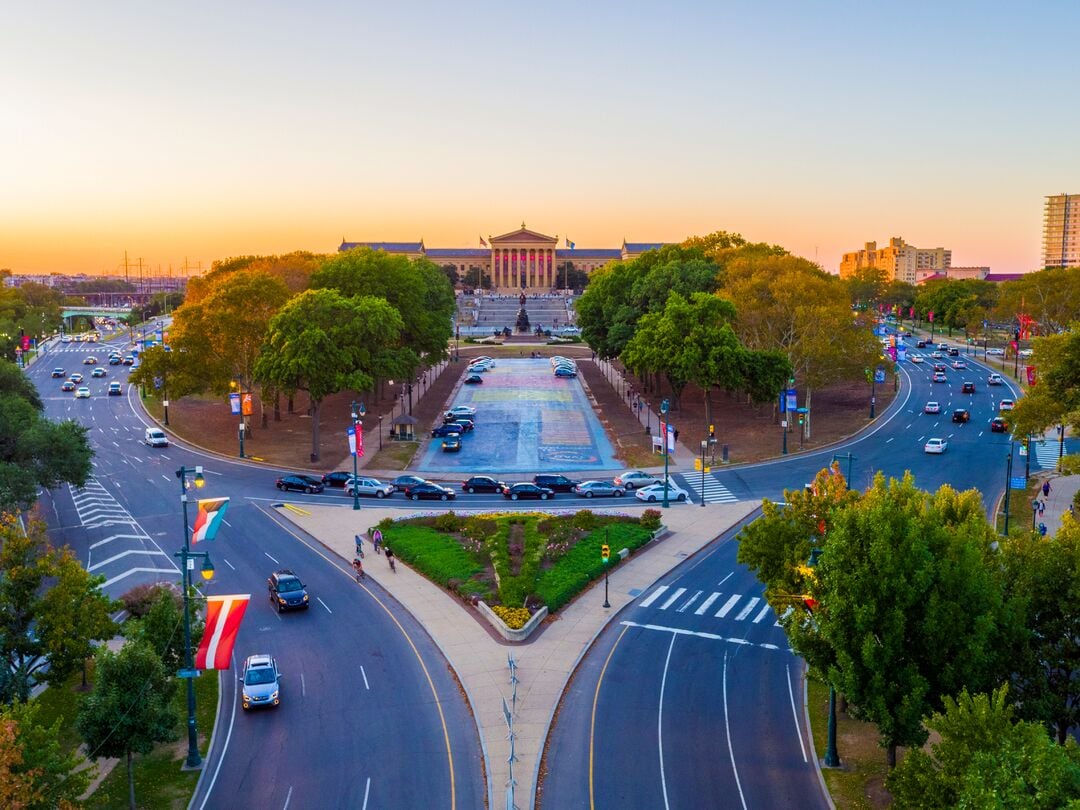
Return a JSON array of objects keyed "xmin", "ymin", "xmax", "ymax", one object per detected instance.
[{"xmin": 3, "ymin": 3, "xmax": 1078, "ymax": 277}]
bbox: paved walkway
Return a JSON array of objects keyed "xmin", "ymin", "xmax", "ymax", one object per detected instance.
[
  {"xmin": 275, "ymin": 500, "xmax": 760, "ymax": 808},
  {"xmin": 1033, "ymin": 472, "xmax": 1079, "ymax": 535}
]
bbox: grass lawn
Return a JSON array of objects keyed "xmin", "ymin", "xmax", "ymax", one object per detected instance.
[
  {"xmin": 806, "ymin": 676, "xmax": 892, "ymax": 809},
  {"xmin": 995, "ymin": 479, "xmax": 1039, "ymax": 535},
  {"xmin": 364, "ymin": 440, "xmax": 419, "ymax": 470}
]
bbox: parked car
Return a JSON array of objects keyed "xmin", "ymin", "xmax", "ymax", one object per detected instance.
[
  {"xmin": 321, "ymin": 471, "xmax": 355, "ymax": 488},
  {"xmin": 961, "ymin": 381, "xmax": 975, "ymax": 393},
  {"xmin": 108, "ymin": 382, "xmax": 123, "ymax": 396},
  {"xmin": 503, "ymin": 483, "xmax": 554, "ymax": 501},
  {"xmin": 613, "ymin": 470, "xmax": 658, "ymax": 490},
  {"xmin": 635, "ymin": 481, "xmax": 689, "ymax": 503},
  {"xmin": 990, "ymin": 417, "xmax": 1009, "ymax": 433},
  {"xmin": 91, "ymin": 367, "xmax": 107, "ymax": 378},
  {"xmin": 987, "ymin": 373, "xmax": 1004, "ymax": 385},
  {"xmin": 445, "ymin": 406, "xmax": 477, "ymax": 419},
  {"xmin": 50, "ymin": 367, "xmax": 65, "ymax": 378},
  {"xmin": 573, "ymin": 481, "xmax": 625, "ymax": 498},
  {"xmin": 999, "ymin": 399, "xmax": 1015, "ymax": 411},
  {"xmin": 404, "ymin": 482, "xmax": 456, "ymax": 501},
  {"xmin": 461, "ymin": 476, "xmax": 506, "ymax": 494},
  {"xmin": 924, "ymin": 401, "xmax": 940, "ymax": 414},
  {"xmin": 1018, "ymin": 349, "xmax": 1033, "ymax": 358},
  {"xmin": 554, "ymin": 366, "xmax": 577, "ymax": 378},
  {"xmin": 986, "ymin": 347, "xmax": 1005, "ymax": 356},
  {"xmin": 267, "ymin": 569, "xmax": 309, "ymax": 612},
  {"xmin": 432, "ymin": 424, "xmax": 463, "ymax": 438},
  {"xmin": 392, "ymin": 474, "xmax": 427, "ymax": 492},
  {"xmin": 344, "ymin": 476, "xmax": 394, "ymax": 498},
  {"xmin": 952, "ymin": 408, "xmax": 970, "ymax": 423},
  {"xmin": 533, "ymin": 474, "xmax": 579, "ymax": 492},
  {"xmin": 924, "ymin": 438, "xmax": 948, "ymax": 454},
  {"xmin": 464, "ymin": 374, "xmax": 483, "ymax": 385},
  {"xmin": 241, "ymin": 654, "xmax": 282, "ymax": 710},
  {"xmin": 447, "ymin": 419, "xmax": 474, "ymax": 434},
  {"xmin": 275, "ymin": 474, "xmax": 325, "ymax": 494},
  {"xmin": 442, "ymin": 437, "xmax": 462, "ymax": 452}
]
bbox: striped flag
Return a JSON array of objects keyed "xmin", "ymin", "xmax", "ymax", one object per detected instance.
[
  {"xmin": 566, "ymin": 238, "xmax": 576, "ymax": 249},
  {"xmin": 195, "ymin": 595, "xmax": 250, "ymax": 670},
  {"xmin": 192, "ymin": 497, "xmax": 230, "ymax": 544}
]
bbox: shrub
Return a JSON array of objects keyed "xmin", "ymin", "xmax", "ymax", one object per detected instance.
[
  {"xmin": 572, "ymin": 510, "xmax": 598, "ymax": 531},
  {"xmin": 639, "ymin": 509, "xmax": 662, "ymax": 532},
  {"xmin": 433, "ymin": 511, "xmax": 461, "ymax": 533},
  {"xmin": 491, "ymin": 605, "xmax": 531, "ymax": 629},
  {"xmin": 380, "ymin": 524, "xmax": 484, "ymax": 587},
  {"xmin": 121, "ymin": 583, "xmax": 180, "ymax": 618},
  {"xmin": 536, "ymin": 522, "xmax": 653, "ymax": 611}
]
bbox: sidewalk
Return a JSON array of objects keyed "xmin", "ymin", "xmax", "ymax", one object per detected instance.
[
  {"xmin": 275, "ymin": 499, "xmax": 760, "ymax": 808},
  {"xmin": 1034, "ymin": 473, "xmax": 1078, "ymax": 535}
]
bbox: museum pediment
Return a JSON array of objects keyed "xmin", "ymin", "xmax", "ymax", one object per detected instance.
[{"xmin": 490, "ymin": 226, "xmax": 557, "ymax": 245}]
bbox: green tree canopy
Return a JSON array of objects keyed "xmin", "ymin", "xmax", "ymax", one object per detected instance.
[
  {"xmin": 995, "ymin": 266, "xmax": 1080, "ymax": 335},
  {"xmin": 123, "ymin": 585, "xmax": 199, "ymax": 674},
  {"xmin": 254, "ymin": 289, "xmax": 404, "ymax": 461},
  {"xmin": 0, "ymin": 700, "xmax": 90, "ymax": 808},
  {"xmin": 1009, "ymin": 328, "xmax": 1080, "ymax": 438}
]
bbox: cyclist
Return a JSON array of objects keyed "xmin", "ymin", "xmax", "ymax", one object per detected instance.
[
  {"xmin": 384, "ymin": 545, "xmax": 396, "ymax": 573},
  {"xmin": 352, "ymin": 556, "xmax": 365, "ymax": 582},
  {"xmin": 372, "ymin": 529, "xmax": 383, "ymax": 555},
  {"xmin": 354, "ymin": 534, "xmax": 364, "ymax": 558}
]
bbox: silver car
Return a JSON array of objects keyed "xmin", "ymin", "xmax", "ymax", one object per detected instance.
[
  {"xmin": 241, "ymin": 654, "xmax": 281, "ymax": 710},
  {"xmin": 345, "ymin": 476, "xmax": 394, "ymax": 498},
  {"xmin": 573, "ymin": 480, "xmax": 625, "ymax": 498},
  {"xmin": 613, "ymin": 470, "xmax": 658, "ymax": 490}
]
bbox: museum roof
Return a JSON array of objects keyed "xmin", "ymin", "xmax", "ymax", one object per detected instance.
[
  {"xmin": 623, "ymin": 242, "xmax": 668, "ymax": 252},
  {"xmin": 556, "ymin": 248, "xmax": 622, "ymax": 259},
  {"xmin": 339, "ymin": 241, "xmax": 424, "ymax": 253},
  {"xmin": 426, "ymin": 248, "xmax": 490, "ymax": 258}
]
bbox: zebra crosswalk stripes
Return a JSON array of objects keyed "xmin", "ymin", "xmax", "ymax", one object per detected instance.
[
  {"xmin": 681, "ymin": 474, "xmax": 738, "ymax": 504},
  {"xmin": 1032, "ymin": 440, "xmax": 1060, "ymax": 470},
  {"xmin": 638, "ymin": 586, "xmax": 782, "ymax": 626}
]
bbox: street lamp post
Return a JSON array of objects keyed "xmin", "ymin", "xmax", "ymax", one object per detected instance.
[
  {"xmin": 1032, "ymin": 499, "xmax": 1040, "ymax": 531},
  {"xmin": 700, "ymin": 440, "xmax": 707, "ymax": 508},
  {"xmin": 174, "ymin": 465, "xmax": 213, "ymax": 770},
  {"xmin": 350, "ymin": 400, "xmax": 365, "ymax": 511},
  {"xmin": 1003, "ymin": 444, "xmax": 1014, "ymax": 536},
  {"xmin": 660, "ymin": 399, "xmax": 671, "ymax": 509},
  {"xmin": 869, "ymin": 369, "xmax": 877, "ymax": 419},
  {"xmin": 378, "ymin": 415, "xmax": 384, "ymax": 451}
]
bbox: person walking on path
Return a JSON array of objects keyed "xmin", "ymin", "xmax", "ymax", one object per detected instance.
[
  {"xmin": 384, "ymin": 545, "xmax": 396, "ymax": 572},
  {"xmin": 1043, "ymin": 480, "xmax": 1052, "ymax": 497}
]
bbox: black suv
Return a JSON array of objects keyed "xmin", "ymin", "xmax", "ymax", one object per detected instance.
[
  {"xmin": 952, "ymin": 408, "xmax": 970, "ymax": 423},
  {"xmin": 462, "ymin": 476, "xmax": 506, "ymax": 494},
  {"xmin": 267, "ymin": 570, "xmax": 309, "ymax": 612},
  {"xmin": 533, "ymin": 474, "xmax": 579, "ymax": 493}
]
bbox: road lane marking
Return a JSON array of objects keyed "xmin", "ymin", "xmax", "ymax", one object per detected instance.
[
  {"xmin": 787, "ymin": 665, "xmax": 808, "ymax": 762},
  {"xmin": 695, "ymin": 592, "xmax": 720, "ymax": 615},
  {"xmin": 723, "ymin": 651, "xmax": 748, "ymax": 809},
  {"xmin": 361, "ymin": 666, "xmax": 370, "ymax": 690},
  {"xmin": 300, "ymin": 673, "xmax": 306, "ymax": 697},
  {"xmin": 222, "ymin": 519, "xmax": 232, "ymax": 528},
  {"xmin": 196, "ymin": 657, "xmax": 237, "ymax": 810},
  {"xmin": 317, "ymin": 598, "xmax": 332, "ymax": 614},
  {"xmin": 657, "ymin": 633, "xmax": 677, "ymax": 810},
  {"xmin": 717, "ymin": 572, "xmax": 734, "ymax": 587},
  {"xmin": 659, "ymin": 587, "xmax": 686, "ymax": 610},
  {"xmin": 677, "ymin": 590, "xmax": 702, "ymax": 612},
  {"xmin": 222, "ymin": 557, "xmax": 236, "ymax": 570},
  {"xmin": 590, "ymin": 624, "xmax": 630, "ymax": 810},
  {"xmin": 362, "ymin": 778, "xmax": 371, "ymax": 810},
  {"xmin": 619, "ymin": 621, "xmax": 787, "ymax": 652},
  {"xmin": 735, "ymin": 598, "xmax": 760, "ymax": 621},
  {"xmin": 639, "ymin": 585, "xmax": 668, "ymax": 608},
  {"xmin": 752, "ymin": 603, "xmax": 772, "ymax": 624},
  {"xmin": 283, "ymin": 785, "xmax": 292, "ymax": 809},
  {"xmin": 716, "ymin": 595, "xmax": 741, "ymax": 617},
  {"xmin": 265, "ymin": 552, "xmax": 280, "ymax": 564}
]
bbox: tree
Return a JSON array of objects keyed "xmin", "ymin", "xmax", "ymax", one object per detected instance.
[
  {"xmin": 886, "ymin": 685, "xmax": 1080, "ymax": 809},
  {"xmin": 1000, "ymin": 515, "xmax": 1080, "ymax": 743},
  {"xmin": 254, "ymin": 289, "xmax": 404, "ymax": 461},
  {"xmin": 123, "ymin": 585, "xmax": 198, "ymax": 674},
  {"xmin": 845, "ymin": 266, "xmax": 888, "ymax": 309},
  {"xmin": 77, "ymin": 641, "xmax": 177, "ymax": 810},
  {"xmin": 0, "ymin": 519, "xmax": 116, "ymax": 702},
  {"xmin": 0, "ymin": 700, "xmax": 90, "ymax": 809},
  {"xmin": 995, "ymin": 266, "xmax": 1080, "ymax": 335},
  {"xmin": 1009, "ymin": 329, "xmax": 1080, "ymax": 439},
  {"xmin": 439, "ymin": 263, "xmax": 460, "ymax": 289},
  {"xmin": 815, "ymin": 474, "xmax": 1018, "ymax": 766},
  {"xmin": 462, "ymin": 267, "xmax": 491, "ymax": 290}
]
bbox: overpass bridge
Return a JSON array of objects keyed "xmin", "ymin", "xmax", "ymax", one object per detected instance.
[{"xmin": 61, "ymin": 305, "xmax": 134, "ymax": 320}]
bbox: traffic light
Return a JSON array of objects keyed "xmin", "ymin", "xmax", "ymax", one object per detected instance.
[
  {"xmin": 601, "ymin": 544, "xmax": 610, "ymax": 564},
  {"xmin": 709, "ymin": 424, "xmax": 715, "ymax": 440},
  {"xmin": 798, "ymin": 414, "xmax": 805, "ymax": 426}
]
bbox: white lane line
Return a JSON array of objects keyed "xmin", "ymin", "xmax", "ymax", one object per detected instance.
[
  {"xmin": 197, "ymin": 657, "xmax": 237, "ymax": 810},
  {"xmin": 695, "ymin": 592, "xmax": 721, "ymax": 615},
  {"xmin": 787, "ymin": 664, "xmax": 808, "ymax": 762},
  {"xmin": 223, "ymin": 519, "xmax": 233, "ymax": 528},
  {"xmin": 161, "ymin": 475, "xmax": 170, "ymax": 481},
  {"xmin": 716, "ymin": 595, "xmax": 741, "ymax": 618},
  {"xmin": 885, "ymin": 437, "xmax": 894, "ymax": 443},
  {"xmin": 360, "ymin": 666, "xmax": 370, "ymax": 691},
  {"xmin": 222, "ymin": 557, "xmax": 236, "ymax": 570},
  {"xmin": 639, "ymin": 585, "xmax": 668, "ymax": 608},
  {"xmin": 659, "ymin": 587, "xmax": 686, "ymax": 610},
  {"xmin": 112, "ymin": 441, "xmax": 120, "ymax": 448},
  {"xmin": 735, "ymin": 597, "xmax": 761, "ymax": 621},
  {"xmin": 723, "ymin": 651, "xmax": 748, "ymax": 809},
  {"xmin": 752, "ymin": 603, "xmax": 773, "ymax": 624},
  {"xmin": 283, "ymin": 785, "xmax": 292, "ymax": 809},
  {"xmin": 657, "ymin": 632, "xmax": 677, "ymax": 810},
  {"xmin": 300, "ymin": 673, "xmax": 306, "ymax": 697},
  {"xmin": 677, "ymin": 590, "xmax": 702, "ymax": 613},
  {"xmin": 362, "ymin": 778, "xmax": 371, "ymax": 810},
  {"xmin": 619, "ymin": 621, "xmax": 786, "ymax": 651},
  {"xmin": 160, "ymin": 454, "xmax": 171, "ymax": 460},
  {"xmin": 265, "ymin": 552, "xmax": 280, "ymax": 564},
  {"xmin": 316, "ymin": 597, "xmax": 332, "ymax": 614},
  {"xmin": 717, "ymin": 572, "xmax": 734, "ymax": 587}
]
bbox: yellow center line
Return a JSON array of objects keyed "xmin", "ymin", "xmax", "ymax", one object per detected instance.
[
  {"xmin": 589, "ymin": 623, "xmax": 630, "ymax": 810},
  {"xmin": 258, "ymin": 505, "xmax": 457, "ymax": 810}
]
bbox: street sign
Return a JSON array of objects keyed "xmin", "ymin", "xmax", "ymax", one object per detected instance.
[
  {"xmin": 874, "ymin": 367, "xmax": 886, "ymax": 384},
  {"xmin": 785, "ymin": 389, "xmax": 797, "ymax": 412},
  {"xmin": 1010, "ymin": 477, "xmax": 1026, "ymax": 489}
]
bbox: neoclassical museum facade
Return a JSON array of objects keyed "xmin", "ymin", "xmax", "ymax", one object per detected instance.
[{"xmin": 338, "ymin": 225, "xmax": 666, "ymax": 294}]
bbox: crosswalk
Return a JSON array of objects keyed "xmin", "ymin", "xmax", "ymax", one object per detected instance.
[
  {"xmin": 680, "ymin": 474, "xmax": 738, "ymax": 504},
  {"xmin": 1032, "ymin": 439, "xmax": 1061, "ymax": 470},
  {"xmin": 638, "ymin": 584, "xmax": 778, "ymax": 625}
]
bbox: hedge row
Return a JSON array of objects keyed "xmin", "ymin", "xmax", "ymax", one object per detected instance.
[{"xmin": 535, "ymin": 521, "xmax": 654, "ymax": 612}]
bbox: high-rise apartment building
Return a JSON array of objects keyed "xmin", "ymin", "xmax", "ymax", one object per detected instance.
[
  {"xmin": 1042, "ymin": 193, "xmax": 1080, "ymax": 268},
  {"xmin": 839, "ymin": 237, "xmax": 951, "ymax": 284}
]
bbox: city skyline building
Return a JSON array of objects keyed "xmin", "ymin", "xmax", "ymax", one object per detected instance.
[
  {"xmin": 839, "ymin": 237, "xmax": 952, "ymax": 284},
  {"xmin": 1042, "ymin": 193, "xmax": 1080, "ymax": 268}
]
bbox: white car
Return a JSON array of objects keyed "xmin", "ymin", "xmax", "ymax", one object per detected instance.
[
  {"xmin": 468, "ymin": 360, "xmax": 493, "ymax": 372},
  {"xmin": 344, "ymin": 476, "xmax": 394, "ymax": 498},
  {"xmin": 635, "ymin": 481, "xmax": 689, "ymax": 503},
  {"xmin": 951, "ymin": 360, "xmax": 967, "ymax": 369},
  {"xmin": 999, "ymin": 399, "xmax": 1015, "ymax": 411},
  {"xmin": 924, "ymin": 401, "xmax": 940, "ymax": 414},
  {"xmin": 613, "ymin": 470, "xmax": 659, "ymax": 490},
  {"xmin": 986, "ymin": 348, "xmax": 1005, "ymax": 356},
  {"xmin": 74, "ymin": 386, "xmax": 91, "ymax": 399},
  {"xmin": 924, "ymin": 438, "xmax": 948, "ymax": 454},
  {"xmin": 1018, "ymin": 349, "xmax": 1033, "ymax": 358},
  {"xmin": 910, "ymin": 355, "xmax": 924, "ymax": 364},
  {"xmin": 445, "ymin": 406, "xmax": 477, "ymax": 419},
  {"xmin": 987, "ymin": 373, "xmax": 1004, "ymax": 385}
]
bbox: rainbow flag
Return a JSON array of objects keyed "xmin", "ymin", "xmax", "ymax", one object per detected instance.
[{"xmin": 192, "ymin": 497, "xmax": 230, "ymax": 544}]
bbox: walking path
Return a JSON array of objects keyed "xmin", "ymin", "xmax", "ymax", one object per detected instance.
[{"xmin": 275, "ymin": 499, "xmax": 760, "ymax": 808}]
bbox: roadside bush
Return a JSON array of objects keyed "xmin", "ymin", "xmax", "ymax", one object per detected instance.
[
  {"xmin": 121, "ymin": 583, "xmax": 181, "ymax": 618},
  {"xmin": 572, "ymin": 510, "xmax": 598, "ymax": 531},
  {"xmin": 536, "ymin": 522, "xmax": 653, "ymax": 612},
  {"xmin": 639, "ymin": 509, "xmax": 662, "ymax": 532},
  {"xmin": 433, "ymin": 511, "xmax": 461, "ymax": 533}
]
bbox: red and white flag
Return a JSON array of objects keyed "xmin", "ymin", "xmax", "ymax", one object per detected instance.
[
  {"xmin": 191, "ymin": 497, "xmax": 229, "ymax": 544},
  {"xmin": 195, "ymin": 595, "xmax": 250, "ymax": 670}
]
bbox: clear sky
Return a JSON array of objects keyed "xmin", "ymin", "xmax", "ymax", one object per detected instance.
[{"xmin": 2, "ymin": 1, "xmax": 1078, "ymax": 277}]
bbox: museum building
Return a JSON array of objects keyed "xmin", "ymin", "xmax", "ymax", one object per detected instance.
[{"xmin": 338, "ymin": 225, "xmax": 667, "ymax": 293}]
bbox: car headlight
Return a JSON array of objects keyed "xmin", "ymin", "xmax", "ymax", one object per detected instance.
[
  {"xmin": 270, "ymin": 690, "xmax": 279, "ymax": 700},
  {"xmin": 278, "ymin": 597, "xmax": 286, "ymax": 604},
  {"xmin": 242, "ymin": 692, "xmax": 252, "ymax": 702},
  {"xmin": 302, "ymin": 594, "xmax": 309, "ymax": 601}
]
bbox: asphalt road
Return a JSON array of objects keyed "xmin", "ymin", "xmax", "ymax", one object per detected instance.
[{"xmin": 30, "ymin": 335, "xmax": 486, "ymax": 810}]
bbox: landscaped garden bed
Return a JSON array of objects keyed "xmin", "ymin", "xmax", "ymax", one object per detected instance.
[{"xmin": 371, "ymin": 509, "xmax": 661, "ymax": 637}]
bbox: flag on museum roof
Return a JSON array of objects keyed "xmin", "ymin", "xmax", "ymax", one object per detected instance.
[
  {"xmin": 195, "ymin": 595, "xmax": 250, "ymax": 670},
  {"xmin": 566, "ymin": 238, "xmax": 576, "ymax": 249},
  {"xmin": 192, "ymin": 497, "xmax": 230, "ymax": 544},
  {"xmin": 479, "ymin": 235, "xmax": 488, "ymax": 247}
]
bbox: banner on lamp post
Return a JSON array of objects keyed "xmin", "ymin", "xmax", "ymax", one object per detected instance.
[
  {"xmin": 1026, "ymin": 365, "xmax": 1037, "ymax": 386},
  {"xmin": 228, "ymin": 392, "xmax": 241, "ymax": 415},
  {"xmin": 241, "ymin": 393, "xmax": 253, "ymax": 416},
  {"xmin": 347, "ymin": 424, "xmax": 365, "ymax": 458},
  {"xmin": 665, "ymin": 423, "xmax": 675, "ymax": 453}
]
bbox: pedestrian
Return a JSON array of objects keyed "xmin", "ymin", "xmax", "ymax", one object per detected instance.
[
  {"xmin": 1039, "ymin": 500, "xmax": 1046, "ymax": 516},
  {"xmin": 1042, "ymin": 480, "xmax": 1052, "ymax": 497},
  {"xmin": 1038, "ymin": 522, "xmax": 1048, "ymax": 536}
]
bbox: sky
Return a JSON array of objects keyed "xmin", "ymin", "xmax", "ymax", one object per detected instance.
[{"xmin": 2, "ymin": 1, "xmax": 1078, "ymax": 277}]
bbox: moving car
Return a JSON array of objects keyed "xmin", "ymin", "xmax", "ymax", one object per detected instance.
[
  {"xmin": 404, "ymin": 482, "xmax": 456, "ymax": 501},
  {"xmin": 108, "ymin": 355, "xmax": 122, "ymax": 365},
  {"xmin": 613, "ymin": 470, "xmax": 658, "ymax": 490},
  {"xmin": 986, "ymin": 348, "xmax": 1005, "ymax": 356},
  {"xmin": 990, "ymin": 417, "xmax": 1009, "ymax": 433},
  {"xmin": 910, "ymin": 355, "xmax": 923, "ymax": 364},
  {"xmin": 930, "ymin": 351, "xmax": 944, "ymax": 359},
  {"xmin": 534, "ymin": 474, "xmax": 579, "ymax": 492},
  {"xmin": 122, "ymin": 355, "xmax": 135, "ymax": 365},
  {"xmin": 961, "ymin": 381, "xmax": 975, "ymax": 393},
  {"xmin": 916, "ymin": 340, "xmax": 927, "ymax": 348},
  {"xmin": 462, "ymin": 476, "xmax": 506, "ymax": 494},
  {"xmin": 392, "ymin": 474, "xmax": 427, "ymax": 492},
  {"xmin": 999, "ymin": 399, "xmax": 1015, "ymax": 411},
  {"xmin": 50, "ymin": 367, "xmax": 65, "ymax": 378},
  {"xmin": 445, "ymin": 406, "xmax": 477, "ymax": 419},
  {"xmin": 951, "ymin": 359, "xmax": 967, "ymax": 369},
  {"xmin": 267, "ymin": 569, "xmax": 310, "ymax": 612},
  {"xmin": 74, "ymin": 386, "xmax": 91, "ymax": 399},
  {"xmin": 924, "ymin": 438, "xmax": 948, "ymax": 454},
  {"xmin": 432, "ymin": 424, "xmax": 463, "ymax": 438},
  {"xmin": 144, "ymin": 427, "xmax": 168, "ymax": 447},
  {"xmin": 241, "ymin": 654, "xmax": 281, "ymax": 710},
  {"xmin": 91, "ymin": 367, "xmax": 107, "ymax": 378},
  {"xmin": 952, "ymin": 408, "xmax": 970, "ymax": 423},
  {"xmin": 344, "ymin": 477, "xmax": 394, "ymax": 498},
  {"xmin": 108, "ymin": 382, "xmax": 123, "ymax": 396},
  {"xmin": 69, "ymin": 373, "xmax": 84, "ymax": 383},
  {"xmin": 442, "ymin": 437, "xmax": 462, "ymax": 452},
  {"xmin": 635, "ymin": 481, "xmax": 690, "ymax": 503},
  {"xmin": 503, "ymin": 483, "xmax": 554, "ymax": 501},
  {"xmin": 987, "ymin": 373, "xmax": 1004, "ymax": 385},
  {"xmin": 924, "ymin": 401, "xmax": 940, "ymax": 414},
  {"xmin": 275, "ymin": 474, "xmax": 325, "ymax": 494},
  {"xmin": 60, "ymin": 380, "xmax": 76, "ymax": 392},
  {"xmin": 573, "ymin": 480, "xmax": 625, "ymax": 498},
  {"xmin": 82, "ymin": 356, "xmax": 98, "ymax": 365},
  {"xmin": 321, "ymin": 471, "xmax": 355, "ymax": 488},
  {"xmin": 948, "ymin": 348, "xmax": 960, "ymax": 357},
  {"xmin": 464, "ymin": 374, "xmax": 483, "ymax": 385},
  {"xmin": 933, "ymin": 363, "xmax": 948, "ymax": 373},
  {"xmin": 932, "ymin": 372, "xmax": 947, "ymax": 383}
]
